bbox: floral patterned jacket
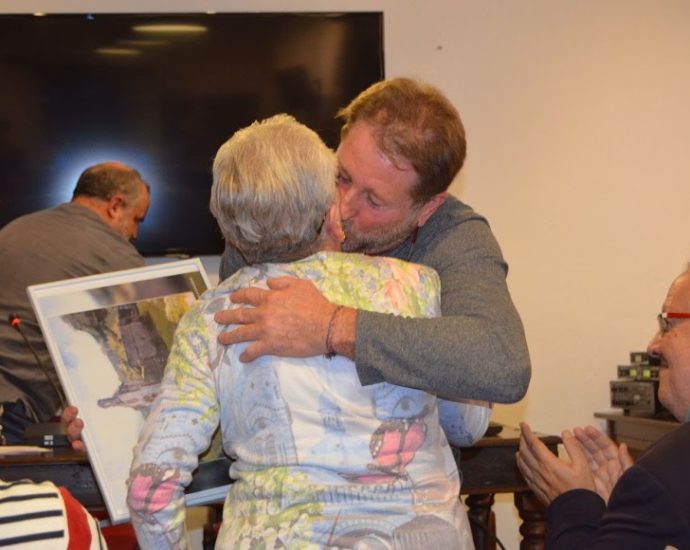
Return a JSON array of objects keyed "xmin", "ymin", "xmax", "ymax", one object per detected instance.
[{"xmin": 128, "ymin": 251, "xmax": 490, "ymax": 549}]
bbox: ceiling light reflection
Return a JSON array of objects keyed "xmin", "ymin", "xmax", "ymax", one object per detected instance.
[
  {"xmin": 118, "ymin": 39, "xmax": 168, "ymax": 47},
  {"xmin": 95, "ymin": 48, "xmax": 141, "ymax": 56},
  {"xmin": 132, "ymin": 23, "xmax": 208, "ymax": 34}
]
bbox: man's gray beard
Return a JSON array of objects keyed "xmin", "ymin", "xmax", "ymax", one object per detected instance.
[{"xmin": 341, "ymin": 220, "xmax": 416, "ymax": 255}]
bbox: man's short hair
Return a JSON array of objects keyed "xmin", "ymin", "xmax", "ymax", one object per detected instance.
[
  {"xmin": 210, "ymin": 114, "xmax": 336, "ymax": 265},
  {"xmin": 72, "ymin": 162, "xmax": 149, "ymax": 203},
  {"xmin": 337, "ymin": 77, "xmax": 466, "ymax": 203}
]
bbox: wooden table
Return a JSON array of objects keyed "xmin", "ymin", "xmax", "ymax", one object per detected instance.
[
  {"xmin": 0, "ymin": 424, "xmax": 559, "ymax": 550},
  {"xmin": 457, "ymin": 424, "xmax": 560, "ymax": 550},
  {"xmin": 594, "ymin": 411, "xmax": 679, "ymax": 458},
  {"xmin": 0, "ymin": 447, "xmax": 104, "ymax": 510}
]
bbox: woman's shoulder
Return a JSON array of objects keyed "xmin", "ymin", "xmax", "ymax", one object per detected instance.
[
  {"xmin": 311, "ymin": 251, "xmax": 438, "ymax": 282},
  {"xmin": 292, "ymin": 252, "xmax": 441, "ymax": 315}
]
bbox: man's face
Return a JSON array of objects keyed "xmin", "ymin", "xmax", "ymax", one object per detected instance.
[
  {"xmin": 335, "ymin": 121, "xmax": 428, "ymax": 255},
  {"xmin": 647, "ymin": 271, "xmax": 690, "ymax": 421},
  {"xmin": 113, "ymin": 187, "xmax": 149, "ymax": 241}
]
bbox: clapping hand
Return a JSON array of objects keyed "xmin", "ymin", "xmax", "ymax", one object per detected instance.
[
  {"xmin": 573, "ymin": 425, "xmax": 633, "ymax": 502},
  {"xmin": 516, "ymin": 422, "xmax": 597, "ymax": 506}
]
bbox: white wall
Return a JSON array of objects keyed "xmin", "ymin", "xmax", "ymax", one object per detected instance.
[{"xmin": 5, "ymin": 1, "xmax": 690, "ymax": 548}]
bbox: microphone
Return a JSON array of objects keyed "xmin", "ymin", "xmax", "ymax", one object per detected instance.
[{"xmin": 8, "ymin": 313, "xmax": 67, "ymax": 410}]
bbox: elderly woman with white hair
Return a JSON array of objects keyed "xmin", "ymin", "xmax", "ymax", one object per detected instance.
[{"xmin": 127, "ymin": 114, "xmax": 491, "ymax": 549}]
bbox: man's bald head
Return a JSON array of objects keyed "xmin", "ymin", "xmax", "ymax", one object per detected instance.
[
  {"xmin": 72, "ymin": 161, "xmax": 149, "ymax": 203},
  {"xmin": 71, "ymin": 161, "xmax": 150, "ymax": 241}
]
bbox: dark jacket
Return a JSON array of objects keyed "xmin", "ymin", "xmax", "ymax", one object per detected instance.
[{"xmin": 546, "ymin": 421, "xmax": 690, "ymax": 549}]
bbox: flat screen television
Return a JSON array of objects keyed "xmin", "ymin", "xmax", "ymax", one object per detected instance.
[{"xmin": 0, "ymin": 12, "xmax": 384, "ymax": 256}]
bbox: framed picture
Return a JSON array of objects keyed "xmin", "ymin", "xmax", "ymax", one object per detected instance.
[{"xmin": 29, "ymin": 259, "xmax": 231, "ymax": 523}]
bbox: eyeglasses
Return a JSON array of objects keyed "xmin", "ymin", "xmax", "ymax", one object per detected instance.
[{"xmin": 657, "ymin": 312, "xmax": 690, "ymax": 335}]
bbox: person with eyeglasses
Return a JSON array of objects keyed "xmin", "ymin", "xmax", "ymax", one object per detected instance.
[{"xmin": 516, "ymin": 268, "xmax": 690, "ymax": 549}]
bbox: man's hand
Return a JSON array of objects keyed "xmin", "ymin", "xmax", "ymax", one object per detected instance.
[
  {"xmin": 60, "ymin": 405, "xmax": 85, "ymax": 452},
  {"xmin": 516, "ymin": 422, "xmax": 597, "ymax": 506},
  {"xmin": 573, "ymin": 425, "xmax": 633, "ymax": 503},
  {"xmin": 215, "ymin": 277, "xmax": 336, "ymax": 362}
]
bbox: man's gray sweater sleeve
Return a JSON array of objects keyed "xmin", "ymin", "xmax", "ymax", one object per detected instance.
[
  {"xmin": 219, "ymin": 199, "xmax": 531, "ymax": 404},
  {"xmin": 355, "ymin": 213, "xmax": 531, "ymax": 403}
]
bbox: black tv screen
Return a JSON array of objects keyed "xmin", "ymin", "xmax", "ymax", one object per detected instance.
[{"xmin": 0, "ymin": 12, "xmax": 384, "ymax": 256}]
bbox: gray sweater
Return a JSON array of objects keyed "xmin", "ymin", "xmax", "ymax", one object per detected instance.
[
  {"xmin": 220, "ymin": 196, "xmax": 531, "ymax": 403},
  {"xmin": 0, "ymin": 203, "xmax": 144, "ymax": 421},
  {"xmin": 355, "ymin": 196, "xmax": 530, "ymax": 403}
]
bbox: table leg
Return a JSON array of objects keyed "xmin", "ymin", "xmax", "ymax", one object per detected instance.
[
  {"xmin": 514, "ymin": 490, "xmax": 547, "ymax": 550},
  {"xmin": 465, "ymin": 493, "xmax": 496, "ymax": 550}
]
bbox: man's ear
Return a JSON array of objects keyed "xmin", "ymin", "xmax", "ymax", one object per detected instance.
[
  {"xmin": 416, "ymin": 192, "xmax": 447, "ymax": 227},
  {"xmin": 106, "ymin": 195, "xmax": 126, "ymax": 219}
]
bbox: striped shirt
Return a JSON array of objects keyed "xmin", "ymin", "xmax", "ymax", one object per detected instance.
[{"xmin": 0, "ymin": 479, "xmax": 105, "ymax": 549}]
